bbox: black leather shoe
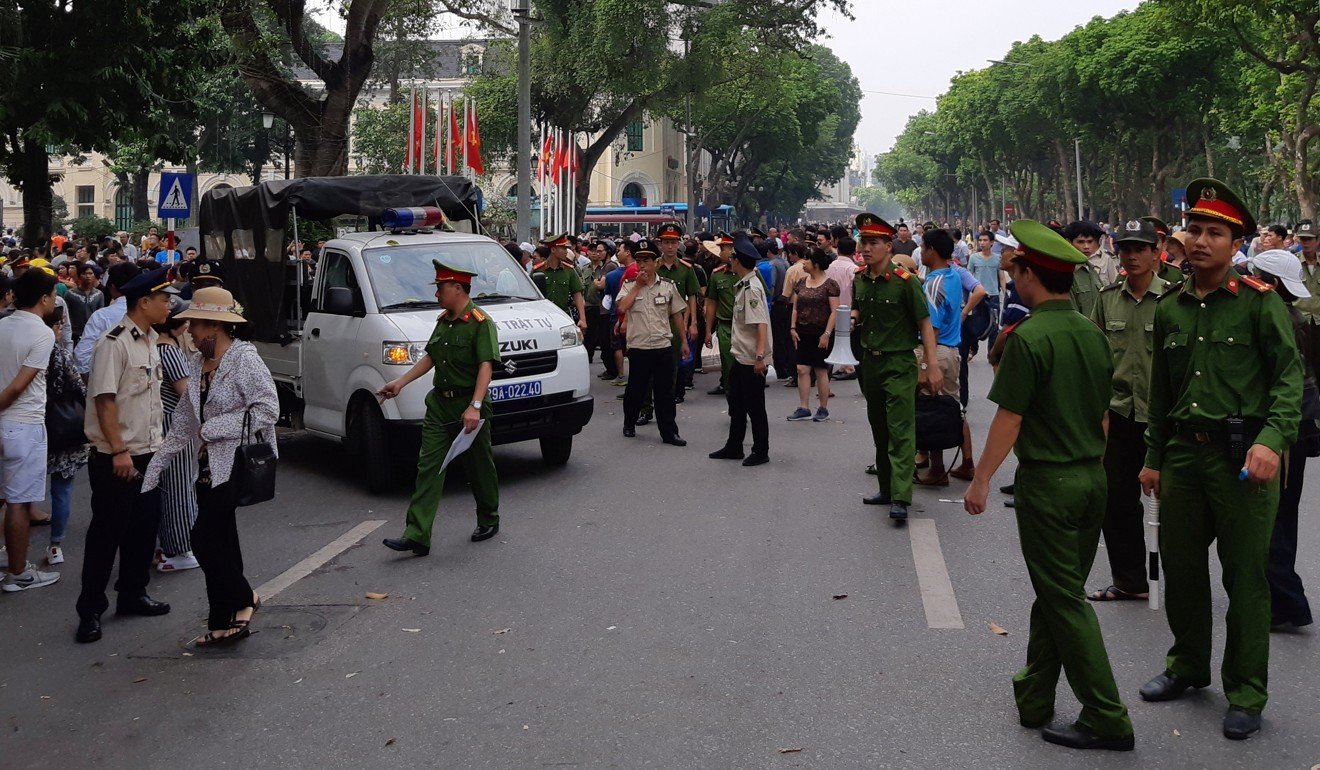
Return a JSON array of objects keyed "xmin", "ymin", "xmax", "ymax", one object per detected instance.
[
  {"xmin": 1222, "ymin": 706, "xmax": 1261, "ymax": 740},
  {"xmin": 661, "ymin": 435, "xmax": 687, "ymax": 447},
  {"xmin": 674, "ymin": 394, "xmax": 685, "ymax": 404},
  {"xmin": 471, "ymin": 524, "xmax": 499, "ymax": 542},
  {"xmin": 1139, "ymin": 671, "xmax": 1204, "ymax": 702},
  {"xmin": 862, "ymin": 493, "xmax": 891, "ymax": 506},
  {"xmin": 75, "ymin": 614, "xmax": 102, "ymax": 644},
  {"xmin": 999, "ymin": 483, "xmax": 1015, "ymax": 494},
  {"xmin": 1005, "ymin": 497, "xmax": 1016, "ymax": 509},
  {"xmin": 1041, "ymin": 724, "xmax": 1134, "ymax": 751},
  {"xmin": 742, "ymin": 454, "xmax": 769, "ymax": 467},
  {"xmin": 637, "ymin": 412, "xmax": 652, "ymax": 426},
  {"xmin": 623, "ymin": 426, "xmax": 636, "ymax": 438},
  {"xmin": 709, "ymin": 447, "xmax": 743, "ymax": 460},
  {"xmin": 116, "ymin": 595, "xmax": 171, "ymax": 617},
  {"xmin": 382, "ymin": 537, "xmax": 430, "ymax": 556},
  {"xmin": 889, "ymin": 502, "xmax": 909, "ymax": 520},
  {"xmin": 706, "ymin": 386, "xmax": 726, "ymax": 396}
]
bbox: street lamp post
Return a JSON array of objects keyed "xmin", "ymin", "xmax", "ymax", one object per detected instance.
[
  {"xmin": 511, "ymin": 0, "xmax": 533, "ymax": 243},
  {"xmin": 1074, "ymin": 137, "xmax": 1083, "ymax": 220}
]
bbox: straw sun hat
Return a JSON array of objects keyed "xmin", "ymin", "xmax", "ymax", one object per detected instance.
[{"xmin": 176, "ymin": 286, "xmax": 247, "ymax": 324}]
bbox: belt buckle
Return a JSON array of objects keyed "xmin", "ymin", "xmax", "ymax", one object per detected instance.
[{"xmin": 1192, "ymin": 431, "xmax": 1211, "ymax": 445}]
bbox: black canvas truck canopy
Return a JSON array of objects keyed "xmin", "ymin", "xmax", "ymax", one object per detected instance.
[{"xmin": 198, "ymin": 174, "xmax": 482, "ymax": 342}]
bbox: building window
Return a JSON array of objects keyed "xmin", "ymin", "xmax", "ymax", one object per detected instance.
[
  {"xmin": 114, "ymin": 187, "xmax": 134, "ymax": 230},
  {"xmin": 624, "ymin": 121, "xmax": 644, "ymax": 152},
  {"xmin": 621, "ymin": 182, "xmax": 645, "ymax": 207},
  {"xmin": 76, "ymin": 185, "xmax": 95, "ymax": 219},
  {"xmin": 461, "ymin": 45, "xmax": 484, "ymax": 76}
]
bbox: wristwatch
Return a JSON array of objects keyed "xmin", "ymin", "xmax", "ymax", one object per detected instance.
[
  {"xmin": 470, "ymin": 400, "xmax": 483, "ymax": 410},
  {"xmin": 755, "ymin": 354, "xmax": 765, "ymax": 361},
  {"xmin": 919, "ymin": 362, "xmax": 929, "ymax": 371}
]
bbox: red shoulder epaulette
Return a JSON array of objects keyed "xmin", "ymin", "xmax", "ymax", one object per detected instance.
[
  {"xmin": 1003, "ymin": 320, "xmax": 1024, "ymax": 336},
  {"xmin": 893, "ymin": 267, "xmax": 911, "ymax": 280},
  {"xmin": 713, "ymin": 265, "xmax": 728, "ymax": 273},
  {"xmin": 533, "ymin": 261, "xmax": 547, "ymax": 271},
  {"xmin": 1241, "ymin": 275, "xmax": 1274, "ymax": 294},
  {"xmin": 470, "ymin": 308, "xmax": 488, "ymax": 322},
  {"xmin": 854, "ymin": 265, "xmax": 867, "ymax": 274},
  {"xmin": 679, "ymin": 258, "xmax": 693, "ymax": 268}
]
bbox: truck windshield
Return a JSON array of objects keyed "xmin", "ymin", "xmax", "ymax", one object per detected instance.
[{"xmin": 362, "ymin": 242, "xmax": 540, "ymax": 309}]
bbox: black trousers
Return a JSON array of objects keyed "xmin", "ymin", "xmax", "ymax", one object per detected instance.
[
  {"xmin": 770, "ymin": 300, "xmax": 794, "ymax": 377},
  {"xmin": 1100, "ymin": 410, "xmax": 1147, "ymax": 593},
  {"xmin": 724, "ymin": 362, "xmax": 768, "ymax": 456},
  {"xmin": 585, "ymin": 309, "xmax": 610, "ymax": 370},
  {"xmin": 1268, "ymin": 444, "xmax": 1312, "ymax": 625},
  {"xmin": 193, "ymin": 475, "xmax": 256, "ymax": 630},
  {"xmin": 77, "ymin": 451, "xmax": 161, "ymax": 617},
  {"xmin": 625, "ymin": 347, "xmax": 678, "ymax": 438}
]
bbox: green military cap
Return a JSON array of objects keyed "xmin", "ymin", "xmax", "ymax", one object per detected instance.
[
  {"xmin": 1140, "ymin": 216, "xmax": 1169, "ymax": 237},
  {"xmin": 655, "ymin": 222, "xmax": 685, "ymax": 241},
  {"xmin": 432, "ymin": 258, "xmax": 478, "ymax": 286},
  {"xmin": 540, "ymin": 233, "xmax": 570, "ymax": 248},
  {"xmin": 1008, "ymin": 219, "xmax": 1088, "ymax": 272},
  {"xmin": 747, "ymin": 226, "xmax": 767, "ymax": 239},
  {"xmin": 1296, "ymin": 220, "xmax": 1317, "ymax": 240},
  {"xmin": 1115, "ymin": 219, "xmax": 1160, "ymax": 246},
  {"xmin": 1185, "ymin": 177, "xmax": 1256, "ymax": 236}
]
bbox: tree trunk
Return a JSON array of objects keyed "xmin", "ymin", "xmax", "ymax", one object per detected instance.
[
  {"xmin": 1053, "ymin": 139, "xmax": 1075, "ymax": 220},
  {"xmin": 133, "ymin": 171, "xmax": 150, "ymax": 222},
  {"xmin": 19, "ymin": 135, "xmax": 52, "ymax": 247}
]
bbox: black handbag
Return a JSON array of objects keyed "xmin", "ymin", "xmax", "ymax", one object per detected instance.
[
  {"xmin": 915, "ymin": 393, "xmax": 964, "ymax": 450},
  {"xmin": 233, "ymin": 404, "xmax": 276, "ymax": 507},
  {"xmin": 45, "ymin": 396, "xmax": 86, "ymax": 453}
]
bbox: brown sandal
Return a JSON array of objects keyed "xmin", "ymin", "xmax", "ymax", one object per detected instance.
[{"xmin": 1087, "ymin": 585, "xmax": 1149, "ymax": 602}]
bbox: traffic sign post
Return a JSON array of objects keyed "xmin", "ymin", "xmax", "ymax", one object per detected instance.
[{"xmin": 157, "ymin": 172, "xmax": 194, "ymax": 264}]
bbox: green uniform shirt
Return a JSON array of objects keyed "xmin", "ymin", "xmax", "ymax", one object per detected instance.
[
  {"xmin": 1144, "ymin": 272, "xmax": 1303, "ymax": 470},
  {"xmin": 1295, "ymin": 257, "xmax": 1320, "ymax": 323},
  {"xmin": 1157, "ymin": 260, "xmax": 1184, "ymax": 285},
  {"xmin": 852, "ymin": 265, "xmax": 929, "ymax": 353},
  {"xmin": 1090, "ymin": 274, "xmax": 1167, "ymax": 422},
  {"xmin": 541, "ymin": 265, "xmax": 582, "ymax": 313},
  {"xmin": 580, "ymin": 263, "xmax": 606, "ymax": 308},
  {"xmin": 707, "ymin": 266, "xmax": 738, "ymax": 321},
  {"xmin": 656, "ymin": 259, "xmax": 700, "ymax": 301},
  {"xmin": 989, "ymin": 299, "xmax": 1113, "ymax": 464},
  {"xmin": 425, "ymin": 301, "xmax": 501, "ymax": 393},
  {"xmin": 1070, "ymin": 263, "xmax": 1102, "ymax": 318}
]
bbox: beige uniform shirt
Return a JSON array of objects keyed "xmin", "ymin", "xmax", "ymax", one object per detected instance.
[
  {"xmin": 1295, "ymin": 257, "xmax": 1320, "ymax": 323},
  {"xmin": 85, "ymin": 321, "xmax": 163, "ymax": 456},
  {"xmin": 731, "ymin": 272, "xmax": 772, "ymax": 365},
  {"xmin": 618, "ymin": 277, "xmax": 683, "ymax": 350}
]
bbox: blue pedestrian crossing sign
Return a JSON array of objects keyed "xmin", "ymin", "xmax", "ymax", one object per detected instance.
[{"xmin": 157, "ymin": 172, "xmax": 194, "ymax": 219}]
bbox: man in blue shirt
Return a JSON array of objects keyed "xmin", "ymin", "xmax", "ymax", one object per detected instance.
[
  {"xmin": 915, "ymin": 229, "xmax": 965, "ymax": 486},
  {"xmin": 602, "ymin": 239, "xmax": 634, "ymax": 385}
]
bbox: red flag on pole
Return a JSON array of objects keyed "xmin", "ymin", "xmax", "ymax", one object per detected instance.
[
  {"xmin": 553, "ymin": 130, "xmax": 568, "ymax": 178},
  {"xmin": 448, "ymin": 99, "xmax": 462, "ymax": 172},
  {"xmin": 411, "ymin": 91, "xmax": 424, "ymax": 173},
  {"xmin": 466, "ymin": 101, "xmax": 485, "ymax": 175},
  {"xmin": 434, "ymin": 95, "xmax": 442, "ymax": 174},
  {"xmin": 404, "ymin": 88, "xmax": 416, "ymax": 172},
  {"xmin": 540, "ymin": 133, "xmax": 554, "ymax": 177}
]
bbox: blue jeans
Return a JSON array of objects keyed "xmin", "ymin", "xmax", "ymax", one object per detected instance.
[{"xmin": 50, "ymin": 472, "xmax": 74, "ymax": 544}]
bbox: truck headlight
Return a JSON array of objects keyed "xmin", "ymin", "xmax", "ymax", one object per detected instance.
[
  {"xmin": 560, "ymin": 325, "xmax": 582, "ymax": 348},
  {"xmin": 383, "ymin": 341, "xmax": 425, "ymax": 365}
]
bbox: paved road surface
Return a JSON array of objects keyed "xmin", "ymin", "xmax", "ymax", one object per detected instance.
[{"xmin": 2, "ymin": 357, "xmax": 1317, "ymax": 768}]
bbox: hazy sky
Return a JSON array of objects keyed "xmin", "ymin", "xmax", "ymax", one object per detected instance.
[{"xmin": 820, "ymin": 0, "xmax": 1141, "ymax": 158}]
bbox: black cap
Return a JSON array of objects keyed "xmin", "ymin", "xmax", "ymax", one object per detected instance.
[
  {"xmin": 732, "ymin": 233, "xmax": 759, "ymax": 265},
  {"xmin": 1114, "ymin": 219, "xmax": 1160, "ymax": 246},
  {"xmin": 190, "ymin": 259, "xmax": 226, "ymax": 285},
  {"xmin": 107, "ymin": 262, "xmax": 142, "ymax": 291},
  {"xmin": 121, "ymin": 266, "xmax": 180, "ymax": 301},
  {"xmin": 634, "ymin": 239, "xmax": 659, "ymax": 259}
]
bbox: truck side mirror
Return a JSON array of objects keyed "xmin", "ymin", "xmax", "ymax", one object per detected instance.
[
  {"xmin": 323, "ymin": 286, "xmax": 359, "ymax": 316},
  {"xmin": 531, "ymin": 271, "xmax": 547, "ymax": 295}
]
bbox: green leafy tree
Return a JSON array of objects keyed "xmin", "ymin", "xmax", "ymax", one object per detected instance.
[{"xmin": 352, "ymin": 101, "xmax": 412, "ymax": 173}]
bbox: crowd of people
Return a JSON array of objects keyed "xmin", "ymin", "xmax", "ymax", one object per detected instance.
[
  {"xmin": 3, "ymin": 179, "xmax": 1315, "ymax": 747},
  {"xmin": 0, "ymin": 237, "xmax": 277, "ymax": 648}
]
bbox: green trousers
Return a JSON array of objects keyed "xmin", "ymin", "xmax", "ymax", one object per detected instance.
[
  {"xmin": 716, "ymin": 320, "xmax": 732, "ymax": 390},
  {"xmin": 1160, "ymin": 436, "xmax": 1278, "ymax": 712},
  {"xmin": 860, "ymin": 352, "xmax": 918, "ymax": 504},
  {"xmin": 403, "ymin": 391, "xmax": 499, "ymax": 547},
  {"xmin": 1013, "ymin": 460, "xmax": 1133, "ymax": 737}
]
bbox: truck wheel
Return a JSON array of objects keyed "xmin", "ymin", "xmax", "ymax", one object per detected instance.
[
  {"xmin": 351, "ymin": 399, "xmax": 394, "ymax": 493},
  {"xmin": 539, "ymin": 435, "xmax": 573, "ymax": 467}
]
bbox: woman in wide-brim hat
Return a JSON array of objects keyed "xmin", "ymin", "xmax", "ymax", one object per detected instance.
[{"xmin": 143, "ymin": 286, "xmax": 279, "ymax": 647}]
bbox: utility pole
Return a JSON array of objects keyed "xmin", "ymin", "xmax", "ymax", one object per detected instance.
[
  {"xmin": 1074, "ymin": 137, "xmax": 1084, "ymax": 221},
  {"xmin": 513, "ymin": 0, "xmax": 533, "ymax": 243},
  {"xmin": 684, "ymin": 34, "xmax": 696, "ymax": 235}
]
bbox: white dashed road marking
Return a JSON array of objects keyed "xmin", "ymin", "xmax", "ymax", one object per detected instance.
[
  {"xmin": 256, "ymin": 520, "xmax": 387, "ymax": 601},
  {"xmin": 908, "ymin": 518, "xmax": 964, "ymax": 629}
]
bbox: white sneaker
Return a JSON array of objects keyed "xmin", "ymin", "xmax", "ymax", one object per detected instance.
[
  {"xmin": 2, "ymin": 563, "xmax": 61, "ymax": 592},
  {"xmin": 47, "ymin": 545, "xmax": 65, "ymax": 566},
  {"xmin": 158, "ymin": 551, "xmax": 200, "ymax": 572}
]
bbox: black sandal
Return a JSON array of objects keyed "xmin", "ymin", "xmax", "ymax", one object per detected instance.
[
  {"xmin": 194, "ymin": 620, "xmax": 253, "ymax": 648},
  {"xmin": 1087, "ymin": 585, "xmax": 1149, "ymax": 602}
]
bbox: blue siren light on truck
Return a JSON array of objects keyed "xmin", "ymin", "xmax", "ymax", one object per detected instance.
[{"xmin": 382, "ymin": 206, "xmax": 446, "ymax": 229}]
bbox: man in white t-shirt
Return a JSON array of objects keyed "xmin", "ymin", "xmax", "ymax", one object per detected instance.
[{"xmin": 0, "ymin": 269, "xmax": 60, "ymax": 591}]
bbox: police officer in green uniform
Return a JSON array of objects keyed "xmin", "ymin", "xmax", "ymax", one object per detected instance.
[
  {"xmin": 965, "ymin": 220, "xmax": 1134, "ymax": 752},
  {"xmin": 537, "ymin": 233, "xmax": 587, "ymax": 332},
  {"xmin": 1140, "ymin": 216, "xmax": 1184, "ymax": 284},
  {"xmin": 852, "ymin": 213, "xmax": 941, "ymax": 521},
  {"xmin": 1137, "ymin": 178, "xmax": 1302, "ymax": 741},
  {"xmin": 1087, "ymin": 219, "xmax": 1168, "ymax": 603},
  {"xmin": 380, "ymin": 260, "xmax": 502, "ymax": 555},
  {"xmin": 654, "ymin": 222, "xmax": 699, "ymax": 403},
  {"xmin": 703, "ymin": 233, "xmax": 738, "ymax": 396}
]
